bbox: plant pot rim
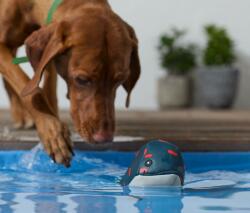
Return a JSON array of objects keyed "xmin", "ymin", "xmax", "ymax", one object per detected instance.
[
  {"xmin": 197, "ymin": 65, "xmax": 238, "ymax": 69},
  {"xmin": 196, "ymin": 65, "xmax": 239, "ymax": 73},
  {"xmin": 159, "ymin": 75, "xmax": 190, "ymax": 81}
]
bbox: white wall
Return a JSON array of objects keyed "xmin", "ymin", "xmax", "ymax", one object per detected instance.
[{"xmin": 0, "ymin": 0, "xmax": 250, "ymax": 109}]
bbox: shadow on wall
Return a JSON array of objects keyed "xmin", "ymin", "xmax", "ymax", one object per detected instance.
[{"xmin": 234, "ymin": 52, "xmax": 250, "ymax": 109}]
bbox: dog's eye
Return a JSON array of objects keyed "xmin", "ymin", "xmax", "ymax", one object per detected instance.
[{"xmin": 75, "ymin": 77, "xmax": 91, "ymax": 86}]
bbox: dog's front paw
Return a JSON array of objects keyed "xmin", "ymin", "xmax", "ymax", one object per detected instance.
[{"xmin": 36, "ymin": 116, "xmax": 74, "ymax": 167}]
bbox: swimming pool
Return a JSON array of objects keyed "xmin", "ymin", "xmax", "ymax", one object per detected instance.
[{"xmin": 0, "ymin": 144, "xmax": 249, "ymax": 213}]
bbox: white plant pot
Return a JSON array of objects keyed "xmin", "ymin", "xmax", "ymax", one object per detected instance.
[{"xmin": 157, "ymin": 75, "xmax": 191, "ymax": 109}]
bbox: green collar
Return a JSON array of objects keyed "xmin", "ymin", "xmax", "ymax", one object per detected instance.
[
  {"xmin": 13, "ymin": 0, "xmax": 63, "ymax": 64},
  {"xmin": 46, "ymin": 0, "xmax": 63, "ymax": 24}
]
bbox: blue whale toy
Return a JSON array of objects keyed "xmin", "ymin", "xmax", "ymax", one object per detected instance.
[{"xmin": 120, "ymin": 140, "xmax": 185, "ymax": 187}]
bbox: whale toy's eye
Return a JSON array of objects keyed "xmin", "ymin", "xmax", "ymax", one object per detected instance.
[{"xmin": 145, "ymin": 159, "xmax": 153, "ymax": 167}]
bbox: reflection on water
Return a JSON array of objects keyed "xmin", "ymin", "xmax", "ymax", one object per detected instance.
[
  {"xmin": 1, "ymin": 188, "xmax": 250, "ymax": 213},
  {"xmin": 0, "ymin": 147, "xmax": 249, "ymax": 212},
  {"xmin": 0, "ymin": 192, "xmax": 184, "ymax": 213}
]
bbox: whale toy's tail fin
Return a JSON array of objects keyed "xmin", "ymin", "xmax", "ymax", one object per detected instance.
[{"xmin": 120, "ymin": 140, "xmax": 185, "ymax": 187}]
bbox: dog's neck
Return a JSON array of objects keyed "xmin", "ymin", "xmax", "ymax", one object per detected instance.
[
  {"xmin": 27, "ymin": 0, "xmax": 110, "ymax": 25},
  {"xmin": 83, "ymin": 0, "xmax": 109, "ymax": 3}
]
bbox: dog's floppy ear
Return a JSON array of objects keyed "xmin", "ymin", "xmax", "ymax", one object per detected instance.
[
  {"xmin": 22, "ymin": 22, "xmax": 71, "ymax": 96},
  {"xmin": 123, "ymin": 25, "xmax": 141, "ymax": 108}
]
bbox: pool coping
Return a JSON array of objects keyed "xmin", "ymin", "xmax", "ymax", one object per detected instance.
[
  {"xmin": 0, "ymin": 139, "xmax": 250, "ymax": 152},
  {"xmin": 1, "ymin": 110, "xmax": 250, "ymax": 152}
]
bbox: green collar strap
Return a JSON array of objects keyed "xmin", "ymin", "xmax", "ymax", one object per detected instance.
[
  {"xmin": 46, "ymin": 0, "xmax": 63, "ymax": 24},
  {"xmin": 13, "ymin": 0, "xmax": 63, "ymax": 65}
]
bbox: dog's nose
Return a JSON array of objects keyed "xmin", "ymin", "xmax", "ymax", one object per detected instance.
[{"xmin": 93, "ymin": 131, "xmax": 114, "ymax": 143}]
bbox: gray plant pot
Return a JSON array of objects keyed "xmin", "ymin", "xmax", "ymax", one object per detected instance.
[
  {"xmin": 157, "ymin": 75, "xmax": 191, "ymax": 109},
  {"xmin": 194, "ymin": 66, "xmax": 239, "ymax": 109}
]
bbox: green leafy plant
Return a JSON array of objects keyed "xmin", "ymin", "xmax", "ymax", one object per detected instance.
[
  {"xmin": 158, "ymin": 28, "xmax": 196, "ymax": 75},
  {"xmin": 203, "ymin": 24, "xmax": 235, "ymax": 66}
]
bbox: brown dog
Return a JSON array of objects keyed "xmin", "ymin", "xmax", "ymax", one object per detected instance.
[{"xmin": 0, "ymin": 0, "xmax": 140, "ymax": 166}]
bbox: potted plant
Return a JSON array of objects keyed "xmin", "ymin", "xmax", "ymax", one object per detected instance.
[
  {"xmin": 158, "ymin": 29, "xmax": 196, "ymax": 109},
  {"xmin": 194, "ymin": 24, "xmax": 239, "ymax": 108}
]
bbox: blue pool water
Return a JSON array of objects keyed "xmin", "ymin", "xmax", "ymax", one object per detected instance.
[{"xmin": 0, "ymin": 144, "xmax": 250, "ymax": 213}]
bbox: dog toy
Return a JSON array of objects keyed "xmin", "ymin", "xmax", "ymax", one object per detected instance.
[{"xmin": 120, "ymin": 140, "xmax": 185, "ymax": 187}]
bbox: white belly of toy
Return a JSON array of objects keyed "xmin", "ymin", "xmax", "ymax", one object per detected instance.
[{"xmin": 129, "ymin": 174, "xmax": 181, "ymax": 187}]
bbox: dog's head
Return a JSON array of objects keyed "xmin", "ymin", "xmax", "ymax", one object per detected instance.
[{"xmin": 22, "ymin": 14, "xmax": 140, "ymax": 143}]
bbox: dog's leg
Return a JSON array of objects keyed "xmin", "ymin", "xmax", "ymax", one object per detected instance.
[
  {"xmin": 42, "ymin": 63, "xmax": 58, "ymax": 117},
  {"xmin": 3, "ymin": 78, "xmax": 34, "ymax": 129},
  {"xmin": 2, "ymin": 47, "xmax": 34, "ymax": 129},
  {"xmin": 0, "ymin": 43, "xmax": 73, "ymax": 166}
]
